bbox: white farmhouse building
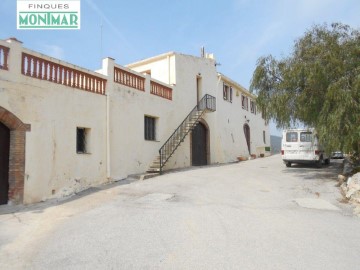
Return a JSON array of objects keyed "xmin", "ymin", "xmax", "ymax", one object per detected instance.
[{"xmin": 0, "ymin": 37, "xmax": 270, "ymax": 205}]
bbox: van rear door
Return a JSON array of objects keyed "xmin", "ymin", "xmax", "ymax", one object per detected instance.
[
  {"xmin": 298, "ymin": 131, "xmax": 315, "ymax": 160},
  {"xmin": 282, "ymin": 131, "xmax": 300, "ymax": 160},
  {"xmin": 282, "ymin": 130, "xmax": 316, "ymax": 161}
]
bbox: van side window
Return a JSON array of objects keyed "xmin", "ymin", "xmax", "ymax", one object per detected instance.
[
  {"xmin": 300, "ymin": 132, "xmax": 312, "ymax": 142},
  {"xmin": 286, "ymin": 132, "xmax": 298, "ymax": 142}
]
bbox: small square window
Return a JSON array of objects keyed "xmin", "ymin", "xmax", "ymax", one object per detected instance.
[
  {"xmin": 144, "ymin": 116, "xmax": 156, "ymax": 141},
  {"xmin": 77, "ymin": 127, "xmax": 90, "ymax": 153}
]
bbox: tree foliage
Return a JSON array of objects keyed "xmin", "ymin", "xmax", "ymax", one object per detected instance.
[{"xmin": 250, "ymin": 23, "xmax": 360, "ymax": 154}]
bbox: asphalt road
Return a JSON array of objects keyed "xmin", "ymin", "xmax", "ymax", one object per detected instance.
[{"xmin": 0, "ymin": 155, "xmax": 359, "ymax": 270}]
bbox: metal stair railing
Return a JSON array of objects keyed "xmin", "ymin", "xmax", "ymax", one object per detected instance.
[{"xmin": 158, "ymin": 94, "xmax": 216, "ymax": 174}]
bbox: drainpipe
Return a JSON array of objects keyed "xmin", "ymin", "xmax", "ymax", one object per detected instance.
[
  {"xmin": 167, "ymin": 55, "xmax": 171, "ymax": 84},
  {"xmin": 106, "ymin": 92, "xmax": 110, "ymax": 179},
  {"xmin": 103, "ymin": 57, "xmax": 115, "ymax": 180}
]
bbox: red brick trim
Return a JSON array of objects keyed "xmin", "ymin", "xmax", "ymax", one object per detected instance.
[{"xmin": 0, "ymin": 106, "xmax": 30, "ymax": 204}]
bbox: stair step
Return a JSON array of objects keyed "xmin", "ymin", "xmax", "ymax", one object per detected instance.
[
  {"xmin": 147, "ymin": 96, "xmax": 214, "ymax": 173},
  {"xmin": 150, "ymin": 163, "xmax": 160, "ymax": 167},
  {"xmin": 147, "ymin": 168, "xmax": 160, "ymax": 172}
]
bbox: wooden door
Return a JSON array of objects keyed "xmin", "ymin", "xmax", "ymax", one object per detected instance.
[
  {"xmin": 192, "ymin": 122, "xmax": 207, "ymax": 166},
  {"xmin": 0, "ymin": 122, "xmax": 10, "ymax": 204}
]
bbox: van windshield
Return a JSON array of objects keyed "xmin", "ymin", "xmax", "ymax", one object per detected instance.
[
  {"xmin": 286, "ymin": 132, "xmax": 298, "ymax": 142},
  {"xmin": 300, "ymin": 132, "xmax": 312, "ymax": 142}
]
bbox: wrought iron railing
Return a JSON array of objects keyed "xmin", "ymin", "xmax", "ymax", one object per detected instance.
[{"xmin": 157, "ymin": 94, "xmax": 216, "ymax": 174}]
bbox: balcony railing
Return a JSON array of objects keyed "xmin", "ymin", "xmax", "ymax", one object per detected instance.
[
  {"xmin": 150, "ymin": 81, "xmax": 172, "ymax": 100},
  {"xmin": 114, "ymin": 67, "xmax": 145, "ymax": 91},
  {"xmin": 21, "ymin": 53, "xmax": 106, "ymax": 95},
  {"xmin": 0, "ymin": 45, "xmax": 9, "ymax": 70}
]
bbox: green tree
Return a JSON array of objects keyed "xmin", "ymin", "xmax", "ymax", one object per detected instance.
[{"xmin": 250, "ymin": 23, "xmax": 360, "ymax": 155}]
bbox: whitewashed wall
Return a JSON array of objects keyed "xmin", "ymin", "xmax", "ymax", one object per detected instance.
[
  {"xmin": 214, "ymin": 75, "xmax": 270, "ymax": 163},
  {"xmin": 128, "ymin": 53, "xmax": 270, "ymax": 167},
  {"xmin": 101, "ymin": 58, "xmax": 176, "ymax": 179},
  {"xmin": 1, "ymin": 38, "xmax": 270, "ymax": 205},
  {"xmin": 0, "ymin": 39, "xmax": 107, "ymax": 204}
]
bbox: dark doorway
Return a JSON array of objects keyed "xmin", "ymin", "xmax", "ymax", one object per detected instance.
[
  {"xmin": 191, "ymin": 122, "xmax": 208, "ymax": 166},
  {"xmin": 244, "ymin": 124, "xmax": 251, "ymax": 154},
  {"xmin": 0, "ymin": 122, "xmax": 10, "ymax": 204}
]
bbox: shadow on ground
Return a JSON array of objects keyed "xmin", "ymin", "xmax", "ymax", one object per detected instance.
[
  {"xmin": 0, "ymin": 161, "xmax": 240, "ymax": 215},
  {"xmin": 281, "ymin": 159, "xmax": 343, "ymax": 182},
  {"xmin": 0, "ymin": 178, "xmax": 138, "ymax": 216}
]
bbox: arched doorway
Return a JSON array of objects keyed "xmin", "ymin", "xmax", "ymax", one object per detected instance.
[
  {"xmin": 0, "ymin": 106, "xmax": 30, "ymax": 204},
  {"xmin": 243, "ymin": 124, "xmax": 251, "ymax": 154},
  {"xmin": 191, "ymin": 122, "xmax": 208, "ymax": 166},
  {"xmin": 0, "ymin": 122, "xmax": 10, "ymax": 204}
]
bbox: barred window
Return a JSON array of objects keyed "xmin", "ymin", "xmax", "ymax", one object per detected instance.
[
  {"xmin": 250, "ymin": 100, "xmax": 256, "ymax": 114},
  {"xmin": 77, "ymin": 127, "xmax": 90, "ymax": 153},
  {"xmin": 144, "ymin": 116, "xmax": 156, "ymax": 141},
  {"xmin": 242, "ymin": 94, "xmax": 249, "ymax": 110},
  {"xmin": 223, "ymin": 84, "xmax": 232, "ymax": 103}
]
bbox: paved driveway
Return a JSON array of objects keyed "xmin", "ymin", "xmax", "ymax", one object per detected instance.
[{"xmin": 0, "ymin": 155, "xmax": 359, "ymax": 269}]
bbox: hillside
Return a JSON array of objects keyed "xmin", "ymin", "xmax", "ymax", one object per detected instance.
[{"xmin": 270, "ymin": 135, "xmax": 282, "ymax": 154}]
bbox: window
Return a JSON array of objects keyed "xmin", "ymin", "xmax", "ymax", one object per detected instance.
[
  {"xmin": 286, "ymin": 132, "xmax": 298, "ymax": 142},
  {"xmin": 261, "ymin": 108, "xmax": 266, "ymax": 120},
  {"xmin": 250, "ymin": 100, "xmax": 256, "ymax": 114},
  {"xmin": 300, "ymin": 132, "xmax": 313, "ymax": 142},
  {"xmin": 241, "ymin": 94, "xmax": 248, "ymax": 110},
  {"xmin": 144, "ymin": 116, "xmax": 156, "ymax": 141},
  {"xmin": 263, "ymin": 130, "xmax": 266, "ymax": 144},
  {"xmin": 77, "ymin": 127, "xmax": 90, "ymax": 153},
  {"xmin": 223, "ymin": 83, "xmax": 232, "ymax": 102}
]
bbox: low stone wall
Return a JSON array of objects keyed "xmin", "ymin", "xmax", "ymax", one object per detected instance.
[{"xmin": 339, "ymin": 158, "xmax": 360, "ymax": 216}]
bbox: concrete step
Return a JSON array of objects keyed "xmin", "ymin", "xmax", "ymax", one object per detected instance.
[
  {"xmin": 147, "ymin": 168, "xmax": 160, "ymax": 173},
  {"xmin": 128, "ymin": 172, "xmax": 159, "ymax": 180},
  {"xmin": 151, "ymin": 161, "xmax": 161, "ymax": 166}
]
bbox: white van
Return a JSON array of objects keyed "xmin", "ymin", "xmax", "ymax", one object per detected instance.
[{"xmin": 281, "ymin": 128, "xmax": 330, "ymax": 167}]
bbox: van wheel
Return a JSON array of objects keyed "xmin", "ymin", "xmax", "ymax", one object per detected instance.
[
  {"xmin": 316, "ymin": 157, "xmax": 323, "ymax": 168},
  {"xmin": 286, "ymin": 162, "xmax": 291, "ymax": 167}
]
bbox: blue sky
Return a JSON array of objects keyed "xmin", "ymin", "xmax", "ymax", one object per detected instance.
[{"xmin": 1, "ymin": 0, "xmax": 359, "ymax": 135}]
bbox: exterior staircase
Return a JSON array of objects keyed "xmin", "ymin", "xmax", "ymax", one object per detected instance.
[{"xmin": 147, "ymin": 94, "xmax": 216, "ymax": 174}]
